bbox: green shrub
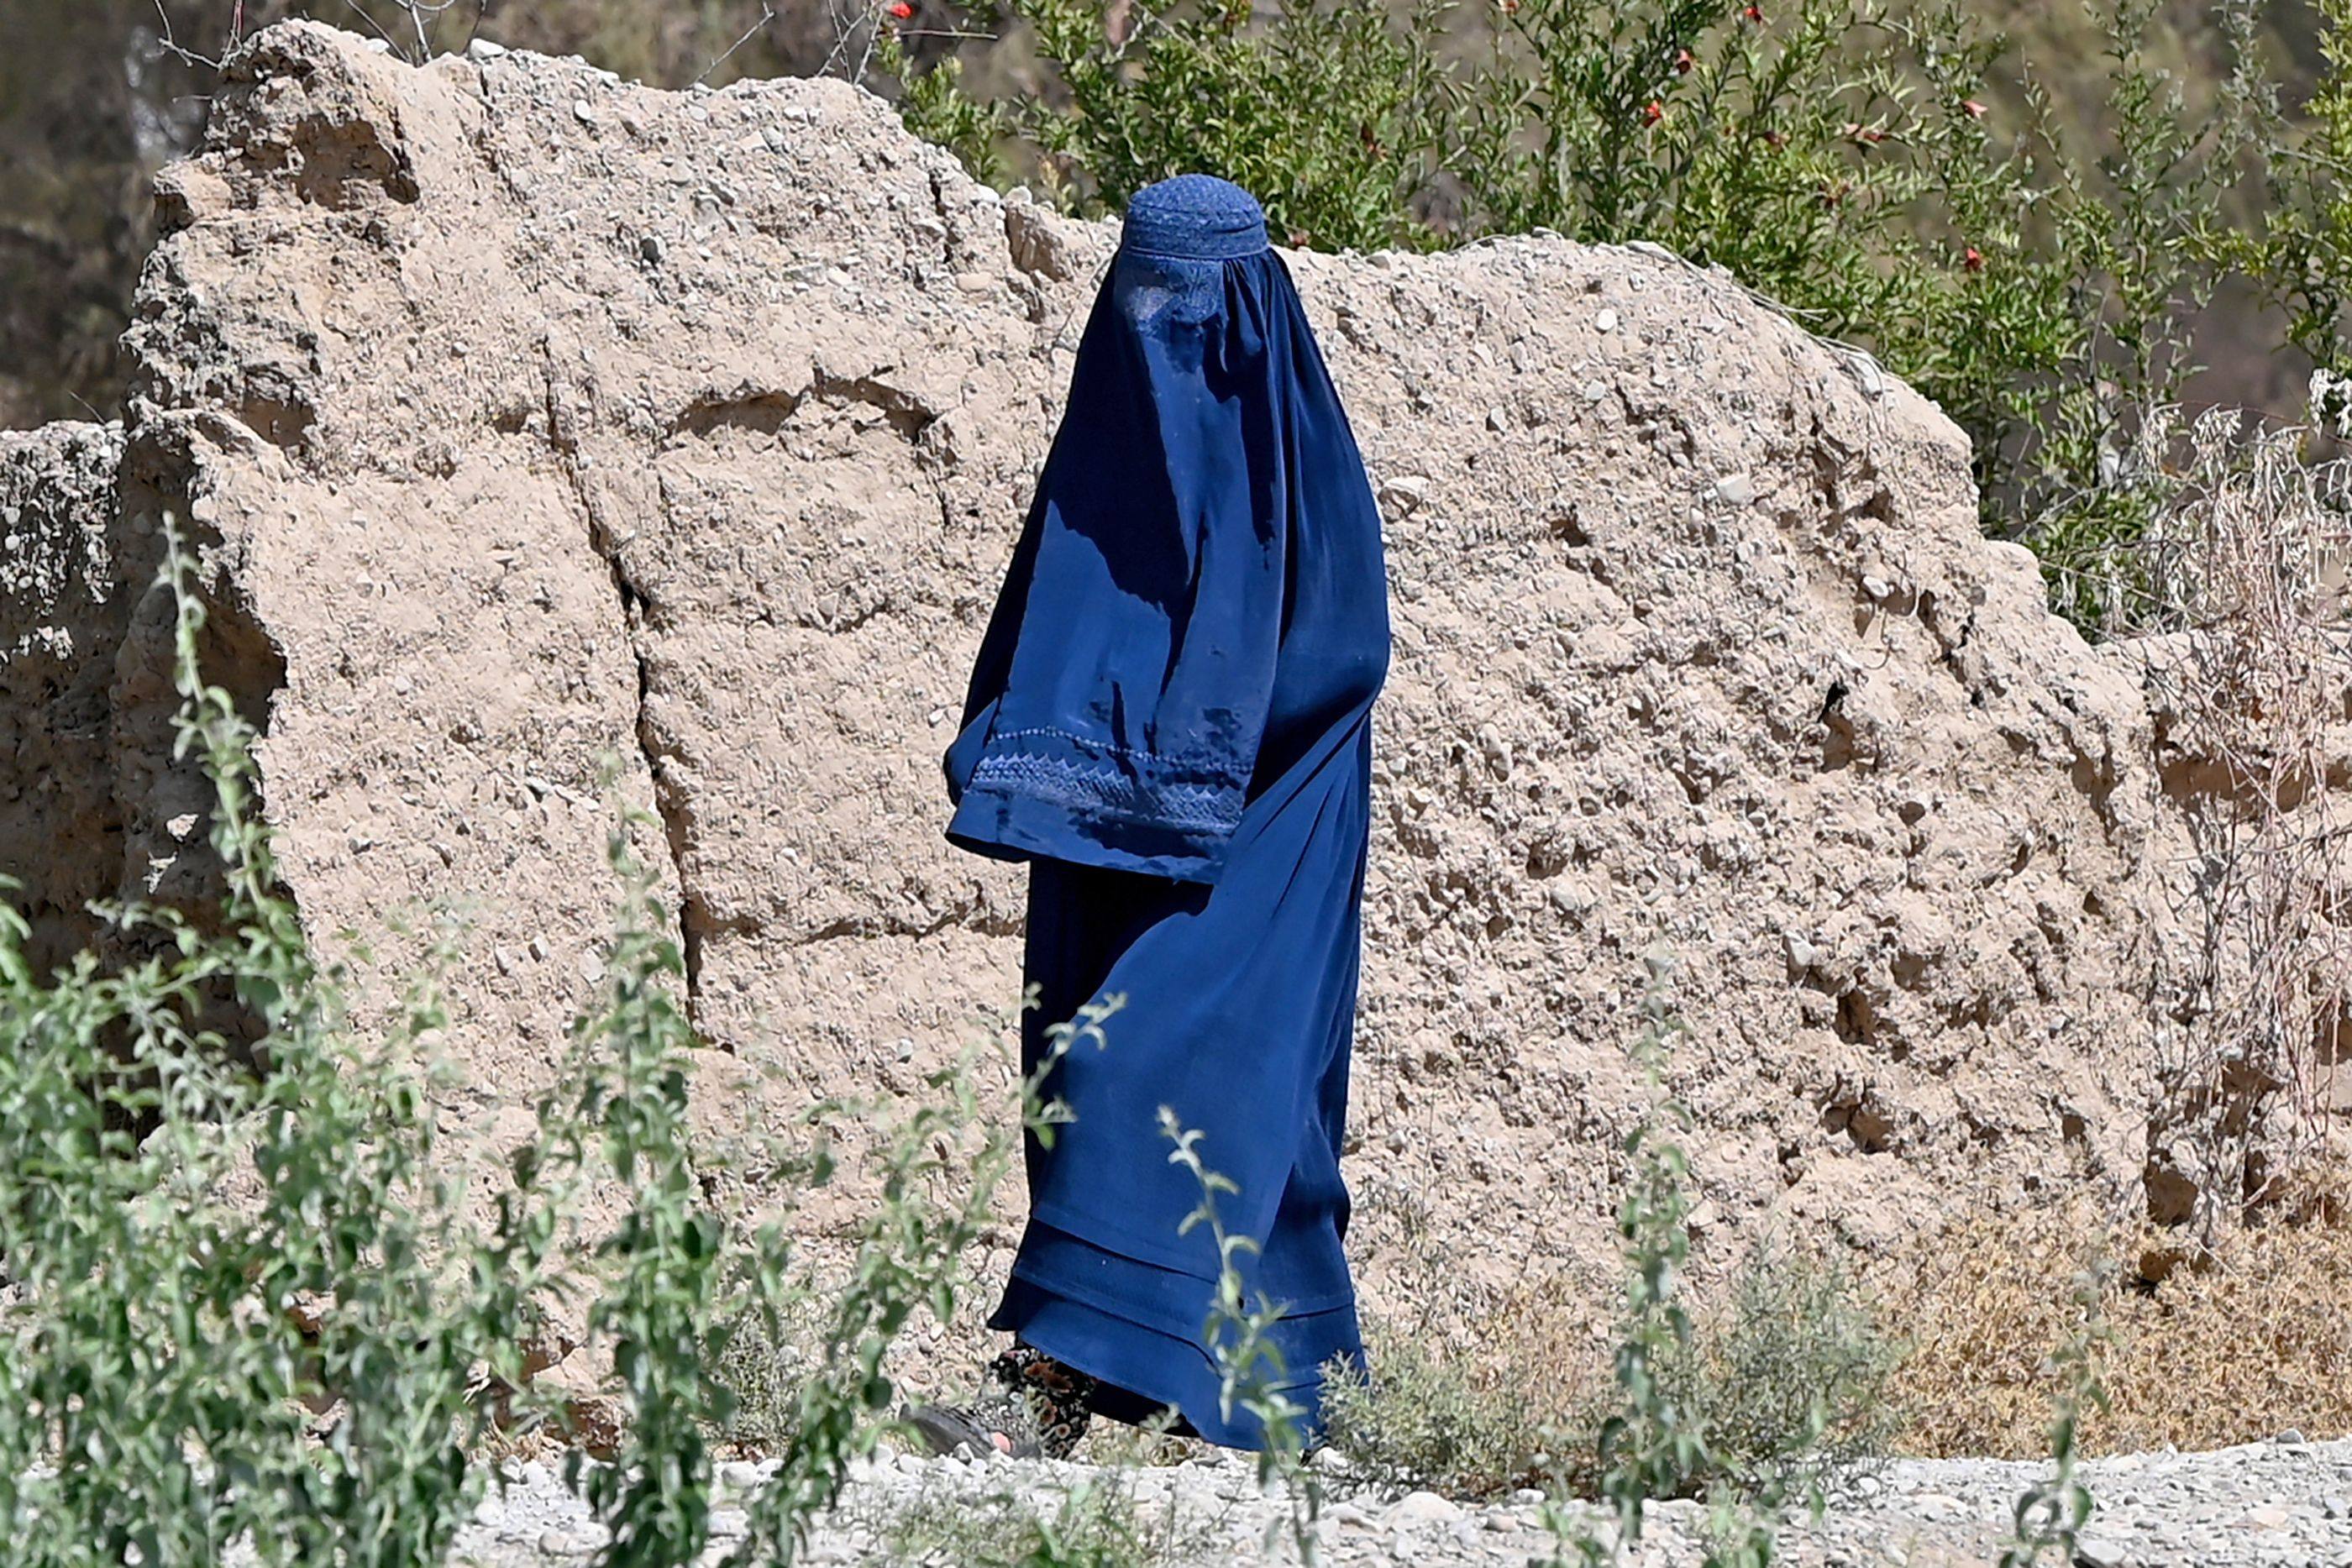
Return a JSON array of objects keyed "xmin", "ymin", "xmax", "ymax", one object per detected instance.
[
  {"xmin": 0, "ymin": 521, "xmax": 1042, "ymax": 1566},
  {"xmin": 986, "ymin": 0, "xmax": 1454, "ymax": 251},
  {"xmin": 1678, "ymin": 1240, "xmax": 1902, "ymax": 1500},
  {"xmin": 2227, "ymin": 0, "xmax": 2352, "ymax": 378},
  {"xmin": 1319, "ymin": 955, "xmax": 1893, "ymax": 1564},
  {"xmin": 536, "ymin": 809, "xmax": 732, "ymax": 1568},
  {"xmin": 0, "ymin": 522, "xmax": 541, "ymax": 1566},
  {"xmin": 1460, "ymin": 0, "xmax": 2087, "ymax": 485},
  {"xmin": 1158, "ymin": 1104, "xmax": 1325, "ymax": 1559},
  {"xmin": 864, "ymin": 1471, "xmax": 1184, "ymax": 1568},
  {"xmin": 709, "ymin": 1293, "xmax": 814, "ymax": 1455},
  {"xmin": 1559, "ymin": 947, "xmax": 1727, "ymax": 1565},
  {"xmin": 725, "ymin": 994, "xmax": 1122, "ymax": 1560},
  {"xmin": 1318, "ymin": 1325, "xmax": 1580, "ymax": 1501},
  {"xmin": 888, "ymin": 0, "xmax": 2348, "ymax": 628}
]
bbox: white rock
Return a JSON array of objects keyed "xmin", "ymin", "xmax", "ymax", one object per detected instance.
[
  {"xmin": 1385, "ymin": 1490, "xmax": 1463, "ymax": 1528},
  {"xmin": 538, "ymin": 1526, "xmax": 606, "ymax": 1555}
]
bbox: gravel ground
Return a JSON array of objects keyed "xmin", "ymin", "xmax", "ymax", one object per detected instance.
[{"xmin": 447, "ymin": 1434, "xmax": 2352, "ymax": 1566}]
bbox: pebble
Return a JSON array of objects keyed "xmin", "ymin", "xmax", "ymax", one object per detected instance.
[
  {"xmin": 428, "ymin": 1437, "xmax": 2352, "ymax": 1566},
  {"xmin": 536, "ymin": 1527, "xmax": 604, "ymax": 1555},
  {"xmin": 1380, "ymin": 475, "xmax": 1431, "ymax": 512},
  {"xmin": 1387, "ymin": 1489, "xmax": 1464, "ymax": 1527}
]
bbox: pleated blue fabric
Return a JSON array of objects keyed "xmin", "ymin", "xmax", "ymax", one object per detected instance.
[{"xmin": 941, "ymin": 174, "xmax": 1391, "ymax": 1449}]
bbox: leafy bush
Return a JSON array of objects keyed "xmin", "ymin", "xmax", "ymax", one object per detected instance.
[
  {"xmin": 1459, "ymin": 0, "xmax": 2082, "ymax": 490},
  {"xmin": 1319, "ymin": 1323, "xmax": 1582, "ymax": 1501},
  {"xmin": 979, "ymin": 0, "xmax": 1454, "ymax": 252},
  {"xmin": 888, "ymin": 0, "xmax": 2348, "ymax": 626},
  {"xmin": 864, "ymin": 1471, "xmax": 1185, "ymax": 1568},
  {"xmin": 1678, "ymin": 1240, "xmax": 1902, "ymax": 1500},
  {"xmin": 1323, "ymin": 952, "xmax": 1895, "ymax": 1565},
  {"xmin": 0, "ymin": 524, "xmax": 541, "ymax": 1566},
  {"xmin": 530, "ymin": 808, "xmax": 732, "ymax": 1568},
  {"xmin": 2228, "ymin": 0, "xmax": 2352, "ymax": 375},
  {"xmin": 1157, "ymin": 1104, "xmax": 1325, "ymax": 1559},
  {"xmin": 0, "ymin": 523, "xmax": 1038, "ymax": 1565}
]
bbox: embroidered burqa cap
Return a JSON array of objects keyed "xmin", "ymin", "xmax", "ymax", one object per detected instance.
[{"xmin": 942, "ymin": 174, "xmax": 1389, "ymax": 1448}]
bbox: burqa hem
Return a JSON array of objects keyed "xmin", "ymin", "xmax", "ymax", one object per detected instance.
[
  {"xmin": 987, "ymin": 1281, "xmax": 1366, "ymax": 1451},
  {"xmin": 1005, "ymin": 1217, "xmax": 1360, "ymax": 1327}
]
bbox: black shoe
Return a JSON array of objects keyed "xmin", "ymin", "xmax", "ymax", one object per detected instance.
[
  {"xmin": 899, "ymin": 1341, "xmax": 1101, "ymax": 1462},
  {"xmin": 899, "ymin": 1391, "xmax": 1042, "ymax": 1460}
]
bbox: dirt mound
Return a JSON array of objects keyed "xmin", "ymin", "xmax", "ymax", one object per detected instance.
[{"xmin": 2, "ymin": 24, "xmax": 2208, "ymax": 1340}]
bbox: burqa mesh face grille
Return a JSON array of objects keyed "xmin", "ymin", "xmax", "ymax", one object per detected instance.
[
  {"xmin": 942, "ymin": 173, "xmax": 1390, "ymax": 1450},
  {"xmin": 1114, "ymin": 176, "xmax": 1269, "ymax": 332}
]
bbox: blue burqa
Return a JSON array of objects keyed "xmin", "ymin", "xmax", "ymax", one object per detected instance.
[{"xmin": 941, "ymin": 175, "xmax": 1390, "ymax": 1449}]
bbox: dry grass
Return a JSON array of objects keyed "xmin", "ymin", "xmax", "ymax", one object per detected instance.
[
  {"xmin": 1329, "ymin": 1241, "xmax": 1901, "ymax": 1500},
  {"xmin": 1319, "ymin": 1268, "xmax": 1612, "ymax": 1499},
  {"xmin": 1881, "ymin": 1177, "xmax": 2352, "ymax": 1457},
  {"xmin": 2109, "ymin": 409, "xmax": 2352, "ymax": 1231}
]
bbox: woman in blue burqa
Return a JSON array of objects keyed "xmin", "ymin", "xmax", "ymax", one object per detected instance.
[{"xmin": 905, "ymin": 174, "xmax": 1390, "ymax": 1459}]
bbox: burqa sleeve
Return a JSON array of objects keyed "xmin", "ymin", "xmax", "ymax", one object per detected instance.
[{"xmin": 941, "ymin": 245, "xmax": 1285, "ymax": 886}]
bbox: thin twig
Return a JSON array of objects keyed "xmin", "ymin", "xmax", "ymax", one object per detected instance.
[
  {"xmin": 153, "ymin": 0, "xmax": 223, "ymax": 70},
  {"xmin": 820, "ymin": 0, "xmax": 898, "ymax": 83},
  {"xmin": 698, "ymin": 3, "xmax": 778, "ymax": 87},
  {"xmin": 337, "ymin": 0, "xmax": 406, "ymax": 55}
]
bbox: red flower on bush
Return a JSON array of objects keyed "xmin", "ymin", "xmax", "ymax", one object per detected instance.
[
  {"xmin": 1643, "ymin": 100, "xmax": 1665, "ymax": 126},
  {"xmin": 1964, "ymin": 245, "xmax": 1985, "ymax": 272},
  {"xmin": 1962, "ymin": 98, "xmax": 1988, "ymax": 118},
  {"xmin": 1742, "ymin": 4, "xmax": 1764, "ymax": 22},
  {"xmin": 887, "ymin": 1, "xmax": 913, "ymax": 17}
]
